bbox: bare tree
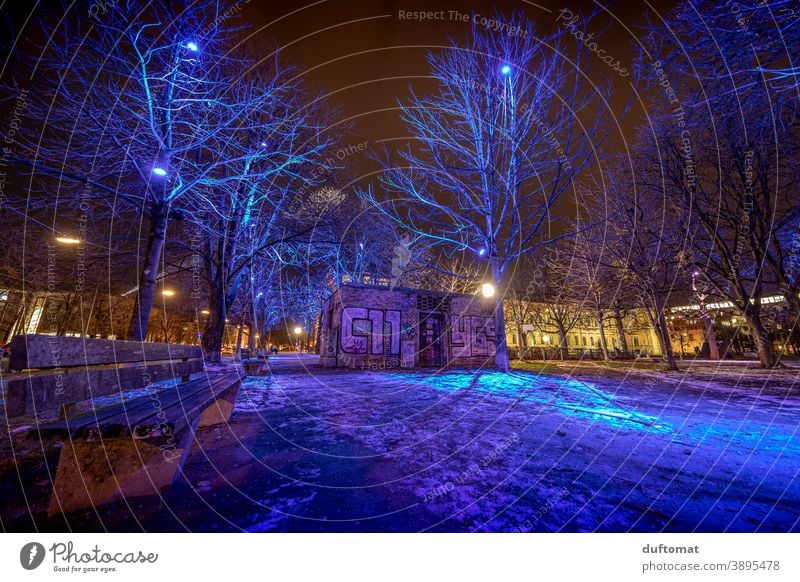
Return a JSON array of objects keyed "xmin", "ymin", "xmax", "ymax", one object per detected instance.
[
  {"xmin": 591, "ymin": 168, "xmax": 682, "ymax": 370},
  {"xmin": 520, "ymin": 248, "xmax": 582, "ymax": 360},
  {"xmin": 636, "ymin": 0, "xmax": 800, "ymax": 367},
  {"xmin": 361, "ymin": 12, "xmax": 622, "ymax": 371},
  {"xmin": 4, "ymin": 1, "xmax": 276, "ymax": 341}
]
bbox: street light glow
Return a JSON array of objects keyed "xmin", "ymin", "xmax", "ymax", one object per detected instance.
[
  {"xmin": 162, "ymin": 289, "xmax": 175, "ymax": 296},
  {"xmin": 481, "ymin": 283, "xmax": 496, "ymax": 298},
  {"xmin": 501, "ymin": 64, "xmax": 511, "ymax": 75},
  {"xmin": 56, "ymin": 237, "xmax": 81, "ymax": 244},
  {"xmin": 294, "ymin": 326, "xmax": 303, "ymax": 335},
  {"xmin": 478, "ymin": 248, "xmax": 486, "ymax": 257},
  {"xmin": 201, "ymin": 309, "xmax": 210, "ymax": 314},
  {"xmin": 152, "ymin": 167, "xmax": 167, "ymax": 176},
  {"xmin": 186, "ymin": 41, "xmax": 199, "ymax": 52}
]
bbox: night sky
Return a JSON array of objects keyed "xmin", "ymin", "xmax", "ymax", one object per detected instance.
[
  {"xmin": 0, "ymin": 0, "xmax": 681, "ymax": 182},
  {"xmin": 237, "ymin": 0, "xmax": 680, "ymax": 169}
]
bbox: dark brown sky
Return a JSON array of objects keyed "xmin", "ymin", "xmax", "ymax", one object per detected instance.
[{"xmin": 236, "ymin": 0, "xmax": 681, "ymax": 155}]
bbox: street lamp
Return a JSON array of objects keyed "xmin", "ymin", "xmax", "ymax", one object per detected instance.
[
  {"xmin": 481, "ymin": 283, "xmax": 496, "ymax": 298},
  {"xmin": 294, "ymin": 326, "xmax": 304, "ymax": 352},
  {"xmin": 500, "ymin": 64, "xmax": 512, "ymax": 75},
  {"xmin": 152, "ymin": 167, "xmax": 167, "ymax": 177},
  {"xmin": 56, "ymin": 236, "xmax": 81, "ymax": 244},
  {"xmin": 162, "ymin": 289, "xmax": 175, "ymax": 297},
  {"xmin": 185, "ymin": 41, "xmax": 199, "ymax": 52}
]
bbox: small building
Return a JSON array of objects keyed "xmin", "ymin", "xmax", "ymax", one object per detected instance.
[{"xmin": 319, "ymin": 283, "xmax": 497, "ymax": 368}]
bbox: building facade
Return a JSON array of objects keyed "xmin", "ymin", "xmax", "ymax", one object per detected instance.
[{"xmin": 505, "ymin": 306, "xmax": 661, "ymax": 358}]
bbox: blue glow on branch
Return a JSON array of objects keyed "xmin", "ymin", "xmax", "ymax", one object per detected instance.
[
  {"xmin": 152, "ymin": 167, "xmax": 167, "ymax": 177},
  {"xmin": 186, "ymin": 42, "xmax": 199, "ymax": 52},
  {"xmin": 501, "ymin": 65, "xmax": 512, "ymax": 75}
]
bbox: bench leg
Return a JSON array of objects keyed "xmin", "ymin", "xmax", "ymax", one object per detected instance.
[
  {"xmin": 47, "ymin": 430, "xmax": 194, "ymax": 518},
  {"xmin": 197, "ymin": 379, "xmax": 242, "ymax": 428}
]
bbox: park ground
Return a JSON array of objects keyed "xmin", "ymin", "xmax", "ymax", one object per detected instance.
[{"xmin": 2, "ymin": 354, "xmax": 799, "ymax": 532}]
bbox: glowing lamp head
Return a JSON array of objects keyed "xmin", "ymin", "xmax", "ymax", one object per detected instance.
[
  {"xmin": 162, "ymin": 289, "xmax": 175, "ymax": 297},
  {"xmin": 294, "ymin": 326, "xmax": 303, "ymax": 335},
  {"xmin": 186, "ymin": 41, "xmax": 199, "ymax": 52},
  {"xmin": 481, "ymin": 283, "xmax": 496, "ymax": 298},
  {"xmin": 152, "ymin": 167, "xmax": 167, "ymax": 177},
  {"xmin": 56, "ymin": 236, "xmax": 81, "ymax": 244},
  {"xmin": 201, "ymin": 309, "xmax": 210, "ymax": 315},
  {"xmin": 501, "ymin": 64, "xmax": 512, "ymax": 75},
  {"xmin": 478, "ymin": 248, "xmax": 487, "ymax": 257}
]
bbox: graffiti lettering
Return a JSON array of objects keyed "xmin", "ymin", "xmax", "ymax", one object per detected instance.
[{"xmin": 341, "ymin": 307, "xmax": 401, "ymax": 355}]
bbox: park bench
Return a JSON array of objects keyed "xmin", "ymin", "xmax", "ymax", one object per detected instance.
[
  {"xmin": 4, "ymin": 334, "xmax": 241, "ymax": 517},
  {"xmin": 239, "ymin": 348, "xmax": 269, "ymax": 376}
]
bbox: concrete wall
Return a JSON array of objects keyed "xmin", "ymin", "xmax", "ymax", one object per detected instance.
[{"xmin": 319, "ymin": 284, "xmax": 497, "ymax": 369}]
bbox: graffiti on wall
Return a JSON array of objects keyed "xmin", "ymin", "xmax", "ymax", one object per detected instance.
[
  {"xmin": 449, "ymin": 314, "xmax": 496, "ymax": 357},
  {"xmin": 341, "ymin": 307, "xmax": 401, "ymax": 355}
]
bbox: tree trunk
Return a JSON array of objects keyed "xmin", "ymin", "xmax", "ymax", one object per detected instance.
[
  {"xmin": 746, "ymin": 310, "xmax": 779, "ymax": 368},
  {"xmin": 652, "ymin": 292, "xmax": 678, "ymax": 370},
  {"xmin": 491, "ymin": 258, "xmax": 510, "ymax": 372},
  {"xmin": 247, "ymin": 321, "xmax": 256, "ymax": 351},
  {"xmin": 596, "ymin": 310, "xmax": 609, "ymax": 360},
  {"xmin": 201, "ymin": 278, "xmax": 227, "ymax": 363},
  {"xmin": 518, "ymin": 327, "xmax": 529, "ymax": 360},
  {"xmin": 201, "ymin": 270, "xmax": 244, "ymax": 362},
  {"xmin": 127, "ymin": 208, "xmax": 168, "ymax": 341},
  {"xmin": 235, "ymin": 321, "xmax": 245, "ymax": 353},
  {"xmin": 248, "ymin": 298, "xmax": 258, "ymax": 351},
  {"xmin": 701, "ymin": 313, "xmax": 720, "ymax": 360},
  {"xmin": 556, "ymin": 321, "xmax": 567, "ymax": 360},
  {"xmin": 613, "ymin": 308, "xmax": 629, "ymax": 355}
]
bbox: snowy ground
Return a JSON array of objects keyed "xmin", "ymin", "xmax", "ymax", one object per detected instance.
[{"xmin": 3, "ymin": 355, "xmax": 799, "ymax": 532}]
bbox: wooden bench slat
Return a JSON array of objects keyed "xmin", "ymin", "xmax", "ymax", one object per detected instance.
[
  {"xmin": 101, "ymin": 375, "xmax": 235, "ymax": 438},
  {"xmin": 6, "ymin": 360, "xmax": 204, "ymax": 417},
  {"xmin": 9, "ymin": 335, "xmax": 202, "ymax": 370},
  {"xmin": 37, "ymin": 373, "xmax": 240, "ymax": 440},
  {"xmin": 132, "ymin": 379, "xmax": 237, "ymax": 439}
]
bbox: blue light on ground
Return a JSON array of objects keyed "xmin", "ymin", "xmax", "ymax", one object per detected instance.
[{"xmin": 406, "ymin": 371, "xmax": 670, "ymax": 432}]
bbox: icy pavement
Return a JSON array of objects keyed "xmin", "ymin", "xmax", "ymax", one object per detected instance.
[{"xmin": 31, "ymin": 363, "xmax": 800, "ymax": 532}]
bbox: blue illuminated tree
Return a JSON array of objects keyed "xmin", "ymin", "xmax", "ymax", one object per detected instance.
[
  {"xmin": 183, "ymin": 65, "xmax": 339, "ymax": 360},
  {"xmin": 361, "ymin": 12, "xmax": 624, "ymax": 371},
  {"xmin": 3, "ymin": 1, "xmax": 282, "ymax": 341}
]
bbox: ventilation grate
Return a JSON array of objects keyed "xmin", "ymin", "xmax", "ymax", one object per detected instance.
[{"xmin": 416, "ymin": 295, "xmax": 451, "ymax": 312}]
